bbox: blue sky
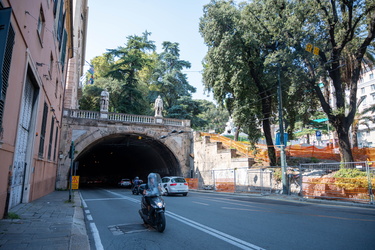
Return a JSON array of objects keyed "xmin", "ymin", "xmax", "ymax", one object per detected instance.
[{"xmin": 85, "ymin": 0, "xmax": 215, "ymax": 101}]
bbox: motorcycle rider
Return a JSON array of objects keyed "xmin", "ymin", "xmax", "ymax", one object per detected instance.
[
  {"xmin": 143, "ymin": 173, "xmax": 162, "ymax": 218},
  {"xmin": 132, "ymin": 176, "xmax": 140, "ymax": 193}
]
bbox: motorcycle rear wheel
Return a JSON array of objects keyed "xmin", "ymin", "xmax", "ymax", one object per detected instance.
[{"xmin": 155, "ymin": 212, "xmax": 166, "ymax": 232}]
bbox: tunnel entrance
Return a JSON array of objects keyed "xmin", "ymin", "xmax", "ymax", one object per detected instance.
[{"xmin": 74, "ymin": 133, "xmax": 180, "ymax": 187}]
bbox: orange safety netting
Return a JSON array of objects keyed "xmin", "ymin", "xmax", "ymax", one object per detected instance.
[{"xmin": 200, "ymin": 132, "xmax": 375, "ymax": 162}]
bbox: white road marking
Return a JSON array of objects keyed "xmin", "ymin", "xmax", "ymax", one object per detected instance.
[
  {"xmin": 86, "ymin": 214, "xmax": 93, "ymax": 221},
  {"xmin": 192, "ymin": 201, "xmax": 209, "ymax": 206},
  {"xmin": 167, "ymin": 210, "xmax": 264, "ymax": 250},
  {"xmin": 90, "ymin": 222, "xmax": 104, "ymax": 250}
]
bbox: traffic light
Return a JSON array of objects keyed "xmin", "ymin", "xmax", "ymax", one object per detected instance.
[{"xmin": 69, "ymin": 141, "xmax": 75, "ymax": 159}]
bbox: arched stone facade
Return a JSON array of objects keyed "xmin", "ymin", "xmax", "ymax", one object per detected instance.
[{"xmin": 56, "ymin": 114, "xmax": 192, "ymax": 189}]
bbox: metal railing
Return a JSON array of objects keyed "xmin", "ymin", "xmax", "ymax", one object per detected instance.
[
  {"xmin": 189, "ymin": 167, "xmax": 280, "ymax": 195},
  {"xmin": 186, "ymin": 162, "xmax": 375, "ymax": 204}
]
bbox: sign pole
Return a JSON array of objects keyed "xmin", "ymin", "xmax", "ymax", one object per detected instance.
[{"xmin": 68, "ymin": 141, "xmax": 75, "ymax": 202}]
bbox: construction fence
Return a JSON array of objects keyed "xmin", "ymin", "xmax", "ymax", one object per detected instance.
[
  {"xmin": 186, "ymin": 161, "xmax": 375, "ymax": 204},
  {"xmin": 199, "ymin": 132, "xmax": 375, "ymax": 162}
]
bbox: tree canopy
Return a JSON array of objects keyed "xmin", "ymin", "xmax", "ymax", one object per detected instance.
[{"xmin": 199, "ymin": 0, "xmax": 375, "ymax": 164}]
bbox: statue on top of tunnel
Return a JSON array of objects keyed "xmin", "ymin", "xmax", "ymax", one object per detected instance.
[
  {"xmin": 100, "ymin": 88, "xmax": 109, "ymax": 112},
  {"xmin": 154, "ymin": 95, "xmax": 163, "ymax": 118}
]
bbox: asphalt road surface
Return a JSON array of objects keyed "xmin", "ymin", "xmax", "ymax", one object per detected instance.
[{"xmin": 80, "ymin": 188, "xmax": 375, "ymax": 250}]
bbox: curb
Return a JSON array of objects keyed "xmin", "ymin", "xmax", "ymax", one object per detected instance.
[{"xmin": 70, "ymin": 191, "xmax": 90, "ymax": 250}]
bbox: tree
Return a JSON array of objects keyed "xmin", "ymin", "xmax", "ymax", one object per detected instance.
[
  {"xmin": 194, "ymin": 100, "xmax": 229, "ymax": 133},
  {"xmin": 104, "ymin": 31, "xmax": 156, "ymax": 114},
  {"xmin": 200, "ymin": 0, "xmax": 375, "ymax": 164},
  {"xmin": 287, "ymin": 0, "xmax": 375, "ymax": 162},
  {"xmin": 166, "ymin": 97, "xmax": 207, "ymax": 129},
  {"xmin": 150, "ymin": 41, "xmax": 196, "ymax": 111},
  {"xmin": 79, "ymin": 84, "xmax": 102, "ymax": 111},
  {"xmin": 200, "ymin": 0, "xmax": 306, "ymax": 165}
]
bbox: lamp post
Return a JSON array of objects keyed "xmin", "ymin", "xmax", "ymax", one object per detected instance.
[
  {"xmin": 159, "ymin": 130, "xmax": 186, "ymax": 139},
  {"xmin": 278, "ymin": 63, "xmax": 288, "ymax": 194}
]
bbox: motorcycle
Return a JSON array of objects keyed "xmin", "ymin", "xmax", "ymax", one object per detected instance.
[
  {"xmin": 132, "ymin": 184, "xmax": 140, "ymax": 195},
  {"xmin": 138, "ymin": 174, "xmax": 166, "ymax": 232}
]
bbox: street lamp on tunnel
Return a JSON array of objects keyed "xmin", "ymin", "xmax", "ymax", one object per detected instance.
[{"xmin": 160, "ymin": 130, "xmax": 185, "ymax": 139}]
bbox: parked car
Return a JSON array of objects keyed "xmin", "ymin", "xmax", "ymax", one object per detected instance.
[
  {"xmin": 161, "ymin": 176, "xmax": 188, "ymax": 196},
  {"xmin": 118, "ymin": 178, "xmax": 132, "ymax": 188}
]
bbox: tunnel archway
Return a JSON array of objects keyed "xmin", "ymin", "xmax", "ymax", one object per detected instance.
[{"xmin": 74, "ymin": 133, "xmax": 181, "ymax": 186}]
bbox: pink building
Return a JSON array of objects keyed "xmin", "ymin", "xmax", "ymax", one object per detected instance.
[{"xmin": 0, "ymin": 0, "xmax": 75, "ymax": 218}]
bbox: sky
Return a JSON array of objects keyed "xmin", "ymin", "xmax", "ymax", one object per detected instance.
[{"xmin": 84, "ymin": 0, "xmax": 216, "ymax": 101}]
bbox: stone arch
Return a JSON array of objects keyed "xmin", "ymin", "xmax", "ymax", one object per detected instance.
[{"xmin": 56, "ymin": 121, "xmax": 192, "ymax": 189}]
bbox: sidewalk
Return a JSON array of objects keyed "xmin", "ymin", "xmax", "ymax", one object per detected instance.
[{"xmin": 0, "ymin": 190, "xmax": 89, "ymax": 250}]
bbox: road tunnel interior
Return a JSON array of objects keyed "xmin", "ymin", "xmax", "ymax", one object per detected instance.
[{"xmin": 74, "ymin": 133, "xmax": 180, "ymax": 187}]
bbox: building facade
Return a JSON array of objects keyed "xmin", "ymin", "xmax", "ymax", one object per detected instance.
[
  {"xmin": 0, "ymin": 0, "xmax": 87, "ymax": 218},
  {"xmin": 357, "ymin": 68, "xmax": 375, "ymax": 148}
]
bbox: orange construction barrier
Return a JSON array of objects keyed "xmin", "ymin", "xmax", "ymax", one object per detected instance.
[{"xmin": 199, "ymin": 132, "xmax": 375, "ymax": 163}]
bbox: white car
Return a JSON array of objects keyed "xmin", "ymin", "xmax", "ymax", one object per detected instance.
[
  {"xmin": 161, "ymin": 176, "xmax": 188, "ymax": 196},
  {"xmin": 118, "ymin": 178, "xmax": 132, "ymax": 188}
]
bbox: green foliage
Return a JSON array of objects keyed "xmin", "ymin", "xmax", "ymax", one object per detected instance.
[
  {"xmin": 334, "ymin": 168, "xmax": 367, "ymax": 179},
  {"xmin": 79, "ymin": 84, "xmax": 102, "ymax": 111},
  {"xmin": 199, "ymin": 0, "xmax": 375, "ymax": 164},
  {"xmin": 223, "ymin": 134, "xmax": 248, "ymax": 142},
  {"xmin": 150, "ymin": 41, "xmax": 196, "ymax": 110},
  {"xmin": 333, "ymin": 168, "xmax": 374, "ymax": 190},
  {"xmin": 195, "ymin": 100, "xmax": 229, "ymax": 132},
  {"xmin": 102, "ymin": 31, "xmax": 156, "ymax": 114},
  {"xmin": 273, "ymin": 168, "xmax": 282, "ymax": 182},
  {"xmin": 166, "ymin": 97, "xmax": 208, "ymax": 129},
  {"xmin": 6, "ymin": 212, "xmax": 20, "ymax": 219},
  {"xmin": 310, "ymin": 157, "xmax": 319, "ymax": 163}
]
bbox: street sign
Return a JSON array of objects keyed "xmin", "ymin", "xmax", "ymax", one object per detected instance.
[
  {"xmin": 313, "ymin": 47, "xmax": 320, "ymax": 55},
  {"xmin": 305, "ymin": 43, "xmax": 313, "ymax": 52},
  {"xmin": 306, "ymin": 43, "xmax": 320, "ymax": 56},
  {"xmin": 72, "ymin": 176, "xmax": 80, "ymax": 189},
  {"xmin": 316, "ymin": 130, "xmax": 322, "ymax": 141}
]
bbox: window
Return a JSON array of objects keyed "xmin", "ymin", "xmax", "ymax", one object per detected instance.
[
  {"xmin": 57, "ymin": 2, "xmax": 64, "ymax": 47},
  {"xmin": 371, "ymin": 84, "xmax": 375, "ymax": 91},
  {"xmin": 55, "ymin": 79, "xmax": 58, "ymax": 97},
  {"xmin": 49, "ymin": 52, "xmax": 53, "ymax": 78},
  {"xmin": 38, "ymin": 103, "xmax": 48, "ymax": 158},
  {"xmin": 362, "ymin": 96, "xmax": 367, "ymax": 105},
  {"xmin": 53, "ymin": 127, "xmax": 58, "ymax": 161},
  {"xmin": 370, "ymin": 73, "xmax": 374, "ymax": 80},
  {"xmin": 0, "ymin": 13, "xmax": 15, "ymax": 139},
  {"xmin": 372, "ymin": 94, "xmax": 375, "ymax": 102},
  {"xmin": 60, "ymin": 30, "xmax": 67, "ymax": 72},
  {"xmin": 53, "ymin": 0, "xmax": 58, "ymax": 16},
  {"xmin": 47, "ymin": 117, "xmax": 54, "ymax": 160},
  {"xmin": 37, "ymin": 6, "xmax": 46, "ymax": 43},
  {"xmin": 361, "ymin": 87, "xmax": 365, "ymax": 94}
]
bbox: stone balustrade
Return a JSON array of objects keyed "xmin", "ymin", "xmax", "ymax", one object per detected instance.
[{"xmin": 63, "ymin": 109, "xmax": 190, "ymax": 127}]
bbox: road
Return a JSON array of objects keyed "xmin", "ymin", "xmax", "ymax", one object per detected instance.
[{"xmin": 80, "ymin": 188, "xmax": 375, "ymax": 250}]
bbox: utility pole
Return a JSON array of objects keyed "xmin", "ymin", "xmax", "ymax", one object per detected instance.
[{"xmin": 278, "ymin": 63, "xmax": 288, "ymax": 194}]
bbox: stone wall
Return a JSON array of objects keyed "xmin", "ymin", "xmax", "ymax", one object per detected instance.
[{"xmin": 193, "ymin": 134, "xmax": 254, "ymax": 174}]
